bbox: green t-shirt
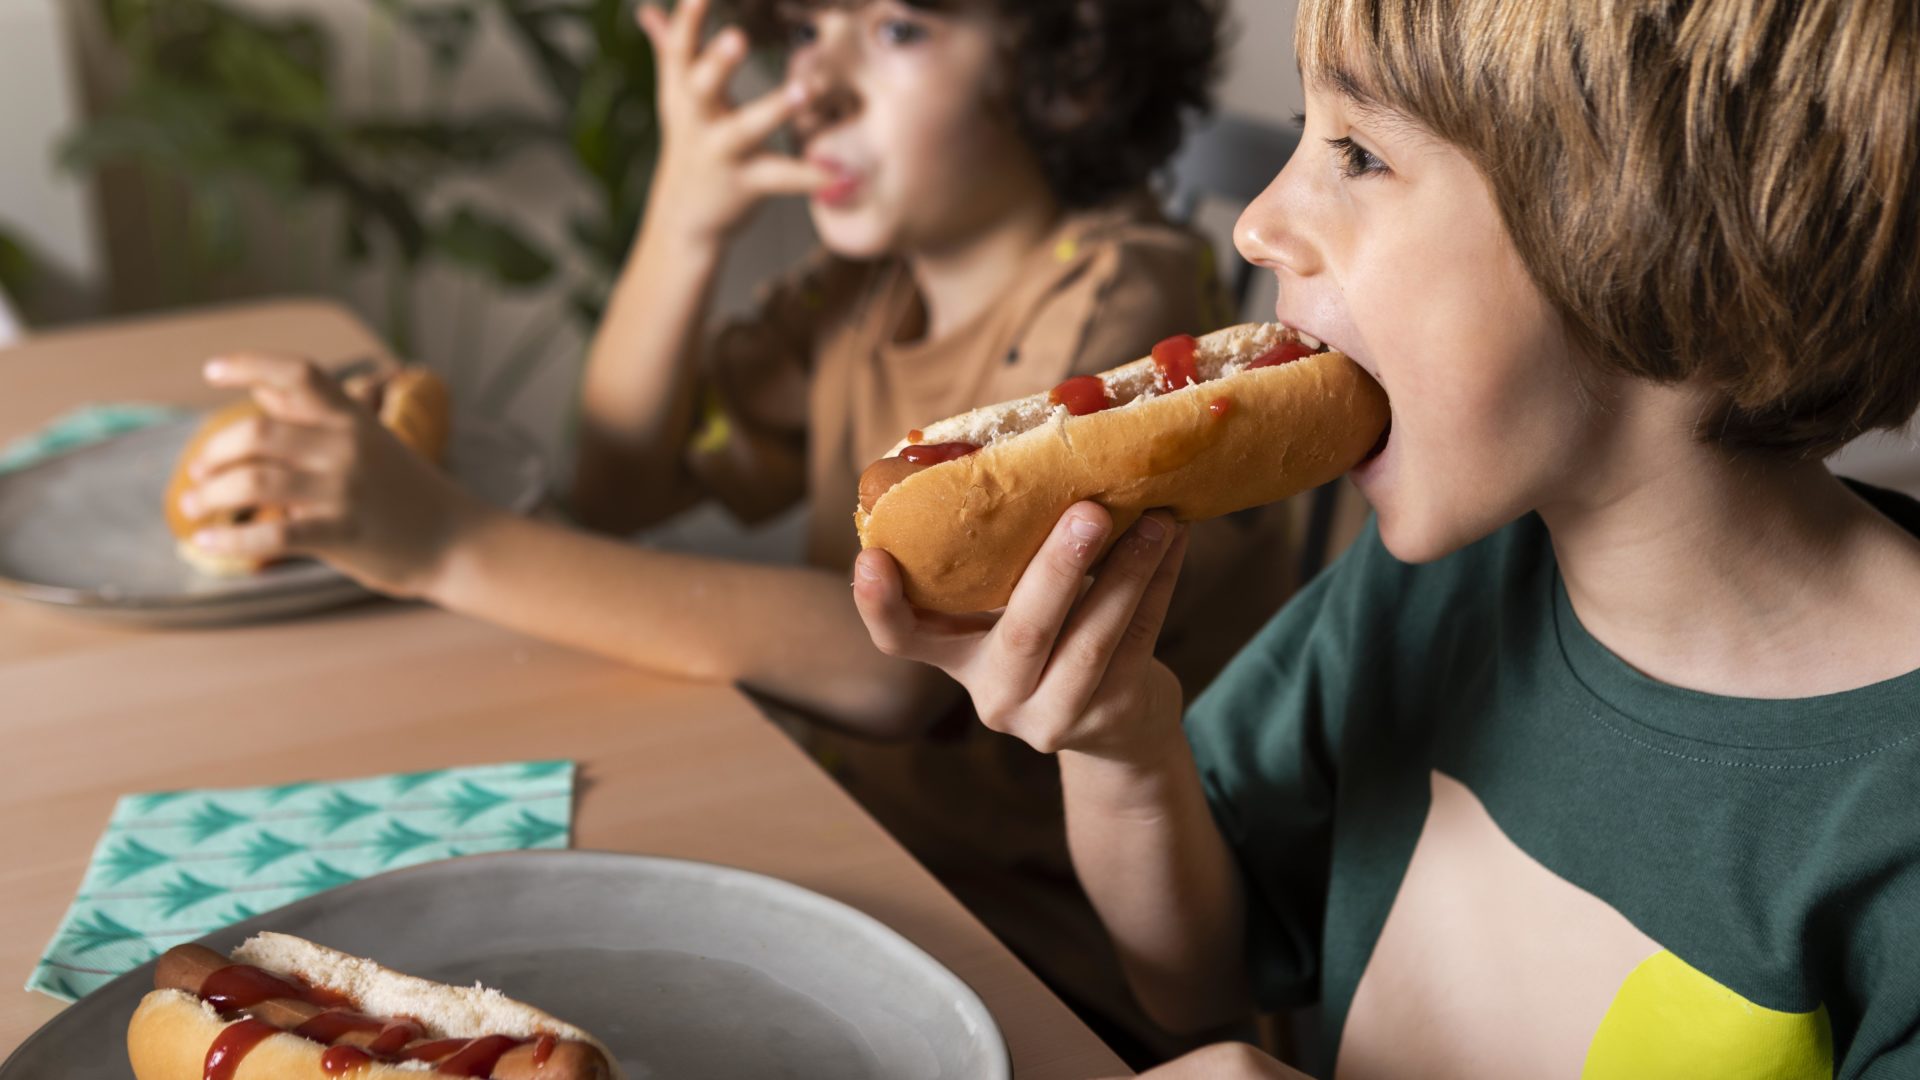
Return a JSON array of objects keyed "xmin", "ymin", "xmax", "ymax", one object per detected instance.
[{"xmin": 1185, "ymin": 480, "xmax": 1920, "ymax": 1079}]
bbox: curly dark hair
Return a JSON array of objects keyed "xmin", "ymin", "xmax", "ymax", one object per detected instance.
[{"xmin": 729, "ymin": 0, "xmax": 1225, "ymax": 209}]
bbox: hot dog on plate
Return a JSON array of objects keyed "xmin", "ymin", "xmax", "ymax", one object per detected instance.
[
  {"xmin": 127, "ymin": 933, "xmax": 620, "ymax": 1080},
  {"xmin": 854, "ymin": 322, "xmax": 1390, "ymax": 613}
]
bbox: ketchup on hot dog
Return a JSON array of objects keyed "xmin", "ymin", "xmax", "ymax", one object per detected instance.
[
  {"xmin": 1049, "ymin": 375, "xmax": 1111, "ymax": 415},
  {"xmin": 901, "ymin": 441, "xmax": 981, "ymax": 465},
  {"xmin": 206, "ymin": 1018, "xmax": 278, "ymax": 1080},
  {"xmin": 1247, "ymin": 340, "xmax": 1318, "ymax": 369},
  {"xmin": 1152, "ymin": 334, "xmax": 1201, "ymax": 392}
]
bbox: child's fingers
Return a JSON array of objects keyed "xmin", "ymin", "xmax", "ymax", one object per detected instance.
[
  {"xmin": 179, "ymin": 463, "xmax": 336, "ymax": 521},
  {"xmin": 740, "ymin": 154, "xmax": 833, "ymax": 197},
  {"xmin": 190, "ymin": 520, "xmax": 290, "ymax": 563},
  {"xmin": 854, "ymin": 549, "xmax": 998, "ymax": 671},
  {"xmin": 667, "ymin": 0, "xmax": 712, "ymax": 66},
  {"xmin": 203, "ymin": 352, "xmax": 355, "ymax": 428},
  {"xmin": 192, "ymin": 506, "xmax": 343, "ymax": 563},
  {"xmin": 987, "ymin": 503, "xmax": 1112, "ymax": 699},
  {"xmin": 720, "ymin": 84, "xmax": 804, "ymax": 155},
  {"xmin": 340, "ymin": 370, "xmax": 389, "ymax": 409},
  {"xmin": 854, "ymin": 549, "xmax": 932, "ymax": 656},
  {"xmin": 636, "ymin": 3, "xmax": 670, "ymax": 55},
  {"xmin": 1108, "ymin": 526, "xmax": 1189, "ymax": 671},
  {"xmin": 189, "ymin": 417, "xmax": 339, "ymax": 481},
  {"xmin": 1034, "ymin": 513, "xmax": 1181, "ymax": 710},
  {"xmin": 686, "ymin": 26, "xmax": 748, "ymax": 106}
]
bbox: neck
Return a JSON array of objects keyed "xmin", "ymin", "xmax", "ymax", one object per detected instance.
[
  {"xmin": 1540, "ymin": 401, "xmax": 1920, "ymax": 699},
  {"xmin": 903, "ymin": 193, "xmax": 1062, "ymax": 343}
]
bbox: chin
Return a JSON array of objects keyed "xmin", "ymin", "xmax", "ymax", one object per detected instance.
[
  {"xmin": 1373, "ymin": 493, "xmax": 1527, "ymax": 566},
  {"xmin": 807, "ymin": 204, "xmax": 897, "ymax": 260}
]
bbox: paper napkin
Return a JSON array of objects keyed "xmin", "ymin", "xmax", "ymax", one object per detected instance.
[{"xmin": 29, "ymin": 760, "xmax": 575, "ymax": 1001}]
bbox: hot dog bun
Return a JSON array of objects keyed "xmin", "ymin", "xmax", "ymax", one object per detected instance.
[
  {"xmin": 163, "ymin": 367, "xmax": 451, "ymax": 576},
  {"xmin": 162, "ymin": 400, "xmax": 284, "ymax": 577},
  {"xmin": 854, "ymin": 323, "xmax": 1389, "ymax": 613},
  {"xmin": 127, "ymin": 933, "xmax": 622, "ymax": 1080},
  {"xmin": 378, "ymin": 366, "xmax": 451, "ymax": 465}
]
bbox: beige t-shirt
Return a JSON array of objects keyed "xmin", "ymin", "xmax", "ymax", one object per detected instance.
[{"xmin": 687, "ymin": 194, "xmax": 1293, "ymax": 1045}]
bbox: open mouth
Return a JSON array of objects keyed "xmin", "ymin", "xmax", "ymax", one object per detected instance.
[
  {"xmin": 1362, "ymin": 414, "xmax": 1391, "ymax": 462},
  {"xmin": 1279, "ymin": 323, "xmax": 1389, "ymax": 464}
]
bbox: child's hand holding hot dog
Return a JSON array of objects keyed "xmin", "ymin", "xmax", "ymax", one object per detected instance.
[
  {"xmin": 853, "ymin": 502, "xmax": 1259, "ymax": 1033},
  {"xmin": 174, "ymin": 352, "xmax": 482, "ymax": 598},
  {"xmin": 854, "ymin": 502, "xmax": 1190, "ymax": 764}
]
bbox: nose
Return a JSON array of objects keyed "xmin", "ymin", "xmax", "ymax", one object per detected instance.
[
  {"xmin": 1233, "ymin": 156, "xmax": 1321, "ymax": 279},
  {"xmin": 788, "ymin": 28, "xmax": 860, "ymax": 135}
]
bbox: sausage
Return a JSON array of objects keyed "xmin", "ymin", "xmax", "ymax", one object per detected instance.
[
  {"xmin": 151, "ymin": 945, "xmax": 612, "ymax": 1079},
  {"xmin": 859, "ymin": 455, "xmax": 929, "ymax": 514},
  {"xmin": 493, "ymin": 1040, "xmax": 612, "ymax": 1080},
  {"xmin": 153, "ymin": 944, "xmax": 231, "ymax": 993}
]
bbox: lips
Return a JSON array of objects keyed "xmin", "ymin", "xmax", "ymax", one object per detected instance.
[
  {"xmin": 1361, "ymin": 415, "xmax": 1391, "ymax": 462},
  {"xmin": 1278, "ymin": 320, "xmax": 1347, "ymax": 369},
  {"xmin": 809, "ymin": 156, "xmax": 863, "ymax": 208}
]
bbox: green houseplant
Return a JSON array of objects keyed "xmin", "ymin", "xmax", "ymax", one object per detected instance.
[{"xmin": 64, "ymin": 0, "xmax": 661, "ymax": 414}]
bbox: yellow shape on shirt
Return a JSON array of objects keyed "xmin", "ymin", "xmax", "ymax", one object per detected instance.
[{"xmin": 1582, "ymin": 949, "xmax": 1832, "ymax": 1079}]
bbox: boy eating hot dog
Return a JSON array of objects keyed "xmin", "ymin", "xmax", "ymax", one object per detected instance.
[{"xmin": 853, "ymin": 0, "xmax": 1920, "ymax": 1075}]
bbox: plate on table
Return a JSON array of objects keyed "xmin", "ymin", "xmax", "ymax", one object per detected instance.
[
  {"xmin": 2, "ymin": 851, "xmax": 1009, "ymax": 1080},
  {"xmin": 0, "ymin": 412, "xmax": 545, "ymax": 625}
]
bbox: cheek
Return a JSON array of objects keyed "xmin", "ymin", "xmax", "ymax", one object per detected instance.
[
  {"xmin": 866, "ymin": 45, "xmax": 1015, "ymax": 201},
  {"xmin": 1357, "ymin": 178, "xmax": 1574, "ymax": 438},
  {"xmin": 880, "ymin": 94, "xmax": 997, "ymax": 197},
  {"xmin": 1346, "ymin": 197, "xmax": 1593, "ymax": 556}
]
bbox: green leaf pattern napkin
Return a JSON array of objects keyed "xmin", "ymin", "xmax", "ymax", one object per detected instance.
[
  {"xmin": 29, "ymin": 760, "xmax": 575, "ymax": 1002},
  {"xmin": 0, "ymin": 403, "xmax": 191, "ymax": 473}
]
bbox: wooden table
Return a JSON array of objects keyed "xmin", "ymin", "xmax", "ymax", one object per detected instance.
[{"xmin": 0, "ymin": 299, "xmax": 1130, "ymax": 1077}]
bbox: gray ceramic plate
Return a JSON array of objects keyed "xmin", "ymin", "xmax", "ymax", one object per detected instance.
[
  {"xmin": 0, "ymin": 413, "xmax": 545, "ymax": 625},
  {"xmin": 1, "ymin": 851, "xmax": 1010, "ymax": 1080}
]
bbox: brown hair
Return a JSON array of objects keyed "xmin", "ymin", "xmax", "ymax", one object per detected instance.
[
  {"xmin": 1299, "ymin": 0, "xmax": 1920, "ymax": 458},
  {"xmin": 730, "ymin": 0, "xmax": 1224, "ymax": 210}
]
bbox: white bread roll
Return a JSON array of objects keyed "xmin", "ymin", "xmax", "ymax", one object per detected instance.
[{"xmin": 854, "ymin": 323, "xmax": 1390, "ymax": 613}]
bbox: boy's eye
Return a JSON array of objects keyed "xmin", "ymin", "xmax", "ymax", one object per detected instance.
[
  {"xmin": 877, "ymin": 17, "xmax": 928, "ymax": 46},
  {"xmin": 784, "ymin": 15, "xmax": 819, "ymax": 47},
  {"xmin": 1326, "ymin": 136, "xmax": 1388, "ymax": 179}
]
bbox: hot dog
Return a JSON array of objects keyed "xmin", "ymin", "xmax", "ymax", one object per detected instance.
[
  {"xmin": 128, "ymin": 934, "xmax": 622, "ymax": 1080},
  {"xmin": 163, "ymin": 367, "xmax": 451, "ymax": 577},
  {"xmin": 854, "ymin": 323, "xmax": 1390, "ymax": 613}
]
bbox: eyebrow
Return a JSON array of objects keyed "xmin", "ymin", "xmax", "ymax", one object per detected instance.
[
  {"xmin": 1302, "ymin": 62, "xmax": 1433, "ymax": 142},
  {"xmin": 1322, "ymin": 64, "xmax": 1379, "ymax": 108}
]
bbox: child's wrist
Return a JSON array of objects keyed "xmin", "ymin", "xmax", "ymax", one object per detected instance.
[
  {"xmin": 414, "ymin": 490, "xmax": 498, "ymax": 606},
  {"xmin": 635, "ymin": 177, "xmax": 734, "ymax": 256},
  {"xmin": 1058, "ymin": 667, "xmax": 1193, "ymax": 808},
  {"xmin": 1059, "ymin": 731, "xmax": 1197, "ymax": 820},
  {"xmin": 621, "ymin": 215, "xmax": 727, "ymax": 301}
]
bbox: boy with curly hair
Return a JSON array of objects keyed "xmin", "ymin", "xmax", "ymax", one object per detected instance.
[{"xmin": 854, "ymin": 0, "xmax": 1920, "ymax": 1075}]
